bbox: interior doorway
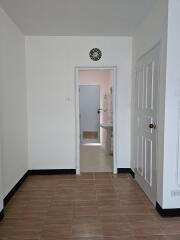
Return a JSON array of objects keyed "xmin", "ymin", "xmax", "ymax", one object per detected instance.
[{"xmin": 75, "ymin": 67, "xmax": 117, "ymax": 174}]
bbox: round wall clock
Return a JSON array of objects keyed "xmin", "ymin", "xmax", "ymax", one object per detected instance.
[{"xmin": 89, "ymin": 48, "xmax": 102, "ymax": 61}]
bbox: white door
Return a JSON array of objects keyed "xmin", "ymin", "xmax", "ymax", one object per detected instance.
[
  {"xmin": 79, "ymin": 85, "xmax": 100, "ymax": 142},
  {"xmin": 134, "ymin": 45, "xmax": 159, "ymax": 205}
]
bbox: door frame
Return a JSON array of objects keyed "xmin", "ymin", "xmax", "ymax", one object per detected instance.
[
  {"xmin": 79, "ymin": 84, "xmax": 101, "ymax": 143},
  {"xmin": 75, "ymin": 66, "xmax": 118, "ymax": 174}
]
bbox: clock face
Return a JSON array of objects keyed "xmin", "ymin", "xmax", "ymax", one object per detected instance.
[{"xmin": 89, "ymin": 48, "xmax": 102, "ymax": 61}]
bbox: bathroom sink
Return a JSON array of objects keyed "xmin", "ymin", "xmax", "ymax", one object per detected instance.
[{"xmin": 100, "ymin": 123, "xmax": 113, "ymax": 129}]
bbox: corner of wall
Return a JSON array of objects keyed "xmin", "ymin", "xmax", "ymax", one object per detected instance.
[{"xmin": 0, "ymin": 5, "xmax": 29, "ymax": 198}]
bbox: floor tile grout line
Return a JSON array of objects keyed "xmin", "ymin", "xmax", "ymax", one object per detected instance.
[{"xmin": 2, "ymin": 173, "xmax": 180, "ymax": 239}]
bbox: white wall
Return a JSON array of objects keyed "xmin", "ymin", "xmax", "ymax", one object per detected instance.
[
  {"xmin": 132, "ymin": 0, "xmax": 169, "ymax": 206},
  {"xmin": 26, "ymin": 37, "xmax": 132, "ymax": 170},
  {"xmin": 0, "ymin": 7, "xmax": 28, "ymax": 197},
  {"xmin": 0, "ymin": 143, "xmax": 3, "ymax": 213},
  {"xmin": 162, "ymin": 0, "xmax": 180, "ymax": 209},
  {"xmin": 0, "ymin": 84, "xmax": 3, "ymax": 211}
]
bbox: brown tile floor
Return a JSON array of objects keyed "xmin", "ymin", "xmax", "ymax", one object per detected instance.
[{"xmin": 0, "ymin": 173, "xmax": 180, "ymax": 239}]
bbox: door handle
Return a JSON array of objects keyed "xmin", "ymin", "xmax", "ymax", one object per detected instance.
[
  {"xmin": 149, "ymin": 123, "xmax": 156, "ymax": 129},
  {"xmin": 97, "ymin": 109, "xmax": 103, "ymax": 114}
]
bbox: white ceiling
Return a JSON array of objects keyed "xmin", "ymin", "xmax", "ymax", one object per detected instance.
[{"xmin": 0, "ymin": 0, "xmax": 157, "ymax": 36}]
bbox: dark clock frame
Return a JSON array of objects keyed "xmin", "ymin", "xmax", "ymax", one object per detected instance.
[{"xmin": 89, "ymin": 48, "xmax": 102, "ymax": 61}]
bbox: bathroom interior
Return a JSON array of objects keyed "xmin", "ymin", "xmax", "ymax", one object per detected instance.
[{"xmin": 79, "ymin": 69, "xmax": 113, "ymax": 172}]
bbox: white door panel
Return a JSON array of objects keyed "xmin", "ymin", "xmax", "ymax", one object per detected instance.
[
  {"xmin": 135, "ymin": 45, "xmax": 159, "ymax": 205},
  {"xmin": 79, "ymin": 85, "xmax": 100, "ymax": 141}
]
